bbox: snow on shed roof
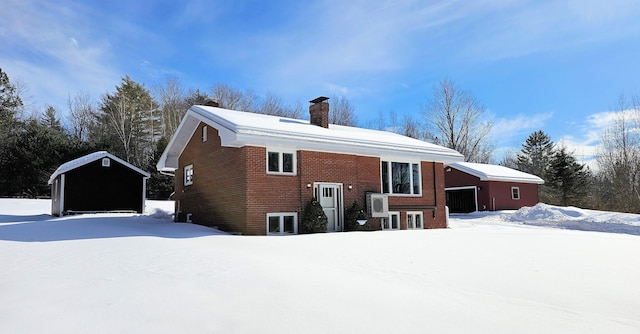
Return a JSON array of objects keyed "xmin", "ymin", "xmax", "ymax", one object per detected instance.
[
  {"xmin": 157, "ymin": 105, "xmax": 464, "ymax": 172},
  {"xmin": 447, "ymin": 162, "xmax": 544, "ymax": 184},
  {"xmin": 48, "ymin": 151, "xmax": 150, "ymax": 185}
]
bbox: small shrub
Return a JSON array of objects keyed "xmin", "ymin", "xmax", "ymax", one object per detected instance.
[
  {"xmin": 300, "ymin": 198, "xmax": 328, "ymax": 233},
  {"xmin": 344, "ymin": 200, "xmax": 371, "ymax": 231}
]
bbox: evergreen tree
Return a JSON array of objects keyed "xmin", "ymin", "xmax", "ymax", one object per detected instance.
[
  {"xmin": 0, "ymin": 68, "xmax": 23, "ymax": 129},
  {"xmin": 146, "ymin": 136, "xmax": 174, "ymax": 200},
  {"xmin": 300, "ymin": 198, "xmax": 328, "ymax": 233},
  {"xmin": 516, "ymin": 130, "xmax": 555, "ymax": 178},
  {"xmin": 95, "ymin": 76, "xmax": 160, "ymax": 169},
  {"xmin": 0, "ymin": 69, "xmax": 24, "ymax": 195},
  {"xmin": 547, "ymin": 147, "xmax": 589, "ymax": 206}
]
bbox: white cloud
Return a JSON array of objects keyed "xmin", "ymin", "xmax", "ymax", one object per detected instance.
[{"xmin": 490, "ymin": 112, "xmax": 554, "ymax": 147}]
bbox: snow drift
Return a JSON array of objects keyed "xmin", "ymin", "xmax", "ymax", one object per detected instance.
[{"xmin": 506, "ymin": 203, "xmax": 640, "ymax": 235}]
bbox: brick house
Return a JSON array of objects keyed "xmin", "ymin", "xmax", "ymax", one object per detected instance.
[
  {"xmin": 157, "ymin": 97, "xmax": 463, "ymax": 235},
  {"xmin": 444, "ymin": 162, "xmax": 544, "ymax": 213}
]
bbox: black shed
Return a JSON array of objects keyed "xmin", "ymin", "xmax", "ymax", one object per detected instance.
[{"xmin": 48, "ymin": 151, "xmax": 150, "ymax": 216}]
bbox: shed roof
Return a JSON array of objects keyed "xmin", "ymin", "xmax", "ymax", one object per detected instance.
[
  {"xmin": 447, "ymin": 162, "xmax": 544, "ymax": 184},
  {"xmin": 48, "ymin": 151, "xmax": 150, "ymax": 185},
  {"xmin": 157, "ymin": 105, "xmax": 464, "ymax": 172}
]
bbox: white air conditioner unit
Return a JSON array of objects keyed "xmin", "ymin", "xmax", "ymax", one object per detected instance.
[{"xmin": 366, "ymin": 193, "xmax": 389, "ymax": 217}]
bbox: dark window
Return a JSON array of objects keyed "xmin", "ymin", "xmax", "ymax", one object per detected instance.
[
  {"xmin": 282, "ymin": 153, "xmax": 294, "ymax": 173},
  {"xmin": 512, "ymin": 187, "xmax": 520, "ymax": 200},
  {"xmin": 381, "ymin": 161, "xmax": 421, "ymax": 195},
  {"xmin": 268, "ymin": 152, "xmax": 279, "ymax": 172}
]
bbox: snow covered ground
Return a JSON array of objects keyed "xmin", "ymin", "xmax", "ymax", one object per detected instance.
[{"xmin": 1, "ymin": 199, "xmax": 639, "ymax": 333}]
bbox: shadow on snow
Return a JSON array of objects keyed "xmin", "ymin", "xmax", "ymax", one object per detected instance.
[{"xmin": 0, "ymin": 214, "xmax": 227, "ymax": 242}]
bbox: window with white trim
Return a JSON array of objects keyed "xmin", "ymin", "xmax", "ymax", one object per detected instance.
[
  {"xmin": 202, "ymin": 126, "xmax": 208, "ymax": 142},
  {"xmin": 511, "ymin": 186, "xmax": 520, "ymax": 200},
  {"xmin": 101, "ymin": 158, "xmax": 110, "ymax": 167},
  {"xmin": 267, "ymin": 213, "xmax": 298, "ymax": 235},
  {"xmin": 381, "ymin": 212, "xmax": 401, "ymax": 230},
  {"xmin": 406, "ymin": 212, "xmax": 424, "ymax": 229},
  {"xmin": 184, "ymin": 164, "xmax": 194, "ymax": 186},
  {"xmin": 381, "ymin": 161, "xmax": 421, "ymax": 195},
  {"xmin": 267, "ymin": 149, "xmax": 296, "ymax": 174}
]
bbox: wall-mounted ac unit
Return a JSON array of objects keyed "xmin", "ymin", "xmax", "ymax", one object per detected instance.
[{"xmin": 366, "ymin": 193, "xmax": 389, "ymax": 217}]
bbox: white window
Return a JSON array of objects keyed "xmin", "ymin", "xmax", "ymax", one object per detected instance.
[
  {"xmin": 407, "ymin": 212, "xmax": 424, "ymax": 229},
  {"xmin": 382, "ymin": 212, "xmax": 401, "ymax": 230},
  {"xmin": 267, "ymin": 213, "xmax": 298, "ymax": 235},
  {"xmin": 381, "ymin": 161, "xmax": 421, "ymax": 195},
  {"xmin": 202, "ymin": 126, "xmax": 208, "ymax": 142},
  {"xmin": 267, "ymin": 149, "xmax": 296, "ymax": 175},
  {"xmin": 101, "ymin": 158, "xmax": 110, "ymax": 167},
  {"xmin": 512, "ymin": 186, "xmax": 520, "ymax": 200},
  {"xmin": 184, "ymin": 164, "xmax": 194, "ymax": 186}
]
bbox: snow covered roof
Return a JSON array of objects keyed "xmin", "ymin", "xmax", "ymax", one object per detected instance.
[
  {"xmin": 48, "ymin": 151, "xmax": 150, "ymax": 185},
  {"xmin": 157, "ymin": 105, "xmax": 464, "ymax": 172},
  {"xmin": 447, "ymin": 162, "xmax": 544, "ymax": 184}
]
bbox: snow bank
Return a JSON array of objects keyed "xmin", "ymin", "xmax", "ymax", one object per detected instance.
[{"xmin": 505, "ymin": 203, "xmax": 640, "ymax": 235}]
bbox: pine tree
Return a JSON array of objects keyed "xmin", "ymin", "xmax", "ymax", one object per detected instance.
[
  {"xmin": 0, "ymin": 69, "xmax": 24, "ymax": 195},
  {"xmin": 300, "ymin": 198, "xmax": 328, "ymax": 233},
  {"xmin": 516, "ymin": 130, "xmax": 555, "ymax": 178},
  {"xmin": 0, "ymin": 68, "xmax": 23, "ymax": 129},
  {"xmin": 547, "ymin": 147, "xmax": 589, "ymax": 206},
  {"xmin": 95, "ymin": 76, "xmax": 160, "ymax": 169}
]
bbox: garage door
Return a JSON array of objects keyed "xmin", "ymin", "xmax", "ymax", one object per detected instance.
[{"xmin": 446, "ymin": 188, "xmax": 476, "ymax": 213}]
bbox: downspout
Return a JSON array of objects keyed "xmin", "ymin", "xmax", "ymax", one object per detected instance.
[{"xmin": 432, "ymin": 162, "xmax": 437, "ymax": 218}]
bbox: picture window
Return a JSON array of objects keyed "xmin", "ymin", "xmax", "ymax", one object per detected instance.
[{"xmin": 381, "ymin": 161, "xmax": 421, "ymax": 195}]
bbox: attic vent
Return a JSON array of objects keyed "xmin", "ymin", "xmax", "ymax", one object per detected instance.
[{"xmin": 101, "ymin": 158, "xmax": 110, "ymax": 167}]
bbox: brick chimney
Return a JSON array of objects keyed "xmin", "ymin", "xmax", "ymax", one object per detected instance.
[{"xmin": 309, "ymin": 96, "xmax": 329, "ymax": 128}]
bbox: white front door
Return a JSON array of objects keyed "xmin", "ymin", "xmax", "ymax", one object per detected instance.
[{"xmin": 316, "ymin": 183, "xmax": 343, "ymax": 232}]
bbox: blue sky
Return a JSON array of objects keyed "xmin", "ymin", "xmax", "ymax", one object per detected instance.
[{"xmin": 2, "ymin": 0, "xmax": 640, "ymax": 164}]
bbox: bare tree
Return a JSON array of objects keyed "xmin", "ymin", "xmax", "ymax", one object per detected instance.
[
  {"xmin": 154, "ymin": 76, "xmax": 188, "ymax": 138},
  {"xmin": 596, "ymin": 94, "xmax": 640, "ymax": 212},
  {"xmin": 330, "ymin": 96, "xmax": 357, "ymax": 126},
  {"xmin": 210, "ymin": 83, "xmax": 258, "ymax": 112},
  {"xmin": 423, "ymin": 78, "xmax": 493, "ymax": 163},
  {"xmin": 67, "ymin": 91, "xmax": 97, "ymax": 141}
]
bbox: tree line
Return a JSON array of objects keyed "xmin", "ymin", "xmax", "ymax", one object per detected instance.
[{"xmin": 1, "ymin": 68, "xmax": 639, "ymax": 213}]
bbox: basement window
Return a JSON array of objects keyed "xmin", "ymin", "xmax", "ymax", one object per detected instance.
[
  {"xmin": 407, "ymin": 212, "xmax": 424, "ymax": 229},
  {"xmin": 184, "ymin": 164, "xmax": 194, "ymax": 186},
  {"xmin": 512, "ymin": 187, "xmax": 520, "ymax": 200},
  {"xmin": 267, "ymin": 149, "xmax": 296, "ymax": 175},
  {"xmin": 267, "ymin": 213, "xmax": 298, "ymax": 235}
]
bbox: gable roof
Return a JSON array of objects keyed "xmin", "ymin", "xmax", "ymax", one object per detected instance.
[
  {"xmin": 48, "ymin": 151, "xmax": 150, "ymax": 185},
  {"xmin": 157, "ymin": 105, "xmax": 464, "ymax": 172},
  {"xmin": 447, "ymin": 162, "xmax": 544, "ymax": 184}
]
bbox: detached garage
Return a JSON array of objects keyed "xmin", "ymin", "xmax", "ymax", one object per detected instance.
[
  {"xmin": 444, "ymin": 162, "xmax": 544, "ymax": 213},
  {"xmin": 48, "ymin": 151, "xmax": 150, "ymax": 216}
]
